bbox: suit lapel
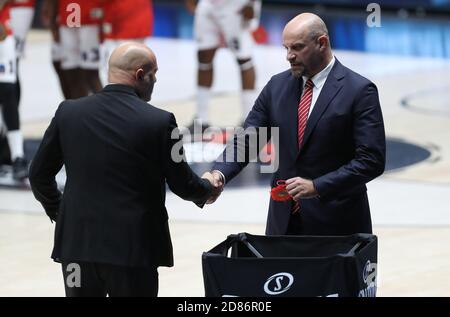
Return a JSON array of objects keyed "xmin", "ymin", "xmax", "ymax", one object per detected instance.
[{"xmin": 298, "ymin": 60, "xmax": 346, "ymax": 157}]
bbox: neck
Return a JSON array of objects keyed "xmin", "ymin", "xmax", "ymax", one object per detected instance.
[
  {"xmin": 308, "ymin": 53, "xmax": 333, "ymax": 78},
  {"xmin": 108, "ymin": 71, "xmax": 136, "ymax": 88}
]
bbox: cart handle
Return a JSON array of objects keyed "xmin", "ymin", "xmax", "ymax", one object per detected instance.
[
  {"xmin": 241, "ymin": 240, "xmax": 264, "ymax": 258},
  {"xmin": 345, "ymin": 242, "xmax": 362, "ymax": 256}
]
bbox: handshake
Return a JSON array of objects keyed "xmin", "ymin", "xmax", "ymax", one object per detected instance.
[{"xmin": 201, "ymin": 171, "xmax": 225, "ymax": 204}]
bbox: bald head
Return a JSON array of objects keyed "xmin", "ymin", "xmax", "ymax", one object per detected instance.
[
  {"xmin": 108, "ymin": 42, "xmax": 158, "ymax": 101},
  {"xmin": 108, "ymin": 43, "xmax": 156, "ymax": 81},
  {"xmin": 284, "ymin": 13, "xmax": 329, "ymax": 42},
  {"xmin": 282, "ymin": 13, "xmax": 333, "ymax": 78}
]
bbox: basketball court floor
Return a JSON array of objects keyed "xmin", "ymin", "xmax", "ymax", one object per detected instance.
[{"xmin": 0, "ymin": 31, "xmax": 449, "ymax": 297}]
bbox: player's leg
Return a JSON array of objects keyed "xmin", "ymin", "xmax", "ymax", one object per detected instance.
[
  {"xmin": 59, "ymin": 26, "xmax": 88, "ymax": 98},
  {"xmin": 221, "ymin": 8, "xmax": 257, "ymax": 124},
  {"xmin": 79, "ymin": 25, "xmax": 102, "ymax": 93},
  {"xmin": 237, "ymin": 55, "xmax": 257, "ymax": 124},
  {"xmin": 10, "ymin": 6, "xmax": 35, "ymax": 107},
  {"xmin": 196, "ymin": 48, "xmax": 216, "ymax": 128},
  {"xmin": 192, "ymin": 5, "xmax": 220, "ymax": 129},
  {"xmin": 0, "ymin": 36, "xmax": 27, "ymax": 180},
  {"xmin": 51, "ymin": 41, "xmax": 71, "ymax": 100}
]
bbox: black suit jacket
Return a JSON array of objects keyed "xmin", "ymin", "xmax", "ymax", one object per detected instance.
[
  {"xmin": 29, "ymin": 84, "xmax": 212, "ymax": 268},
  {"xmin": 213, "ymin": 59, "xmax": 386, "ymax": 235}
]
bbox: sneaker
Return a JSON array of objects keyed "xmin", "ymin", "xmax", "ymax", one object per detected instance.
[{"xmin": 12, "ymin": 157, "xmax": 29, "ymax": 181}]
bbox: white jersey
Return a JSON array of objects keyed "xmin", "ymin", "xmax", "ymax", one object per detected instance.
[{"xmin": 0, "ymin": 36, "xmax": 17, "ymax": 83}]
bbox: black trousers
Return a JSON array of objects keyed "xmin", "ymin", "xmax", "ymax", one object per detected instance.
[
  {"xmin": 286, "ymin": 213, "xmax": 304, "ymax": 235},
  {"xmin": 0, "ymin": 83, "xmax": 19, "ymax": 131},
  {"xmin": 62, "ymin": 262, "xmax": 159, "ymax": 297}
]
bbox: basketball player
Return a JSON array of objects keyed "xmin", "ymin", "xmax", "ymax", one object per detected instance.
[
  {"xmin": 0, "ymin": 0, "xmax": 28, "ymax": 179},
  {"xmin": 9, "ymin": 0, "xmax": 35, "ymax": 108},
  {"xmin": 41, "ymin": 0, "xmax": 70, "ymax": 99},
  {"xmin": 57, "ymin": 0, "xmax": 102, "ymax": 98},
  {"xmin": 186, "ymin": 0, "xmax": 262, "ymax": 131}
]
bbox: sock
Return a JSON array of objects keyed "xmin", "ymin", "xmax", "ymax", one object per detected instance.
[
  {"xmin": 241, "ymin": 89, "xmax": 258, "ymax": 119},
  {"xmin": 7, "ymin": 130, "xmax": 24, "ymax": 161},
  {"xmin": 197, "ymin": 86, "xmax": 211, "ymax": 123}
]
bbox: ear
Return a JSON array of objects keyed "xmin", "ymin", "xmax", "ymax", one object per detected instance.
[
  {"xmin": 318, "ymin": 35, "xmax": 328, "ymax": 49},
  {"xmin": 136, "ymin": 68, "xmax": 145, "ymax": 81}
]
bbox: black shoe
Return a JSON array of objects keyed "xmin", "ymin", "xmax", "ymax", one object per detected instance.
[{"xmin": 12, "ymin": 157, "xmax": 29, "ymax": 181}]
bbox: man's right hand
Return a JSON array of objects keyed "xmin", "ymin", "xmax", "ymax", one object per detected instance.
[{"xmin": 202, "ymin": 171, "xmax": 224, "ymax": 204}]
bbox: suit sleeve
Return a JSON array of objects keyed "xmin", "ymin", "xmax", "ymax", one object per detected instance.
[
  {"xmin": 313, "ymin": 83, "xmax": 386, "ymax": 201},
  {"xmin": 164, "ymin": 113, "xmax": 212, "ymax": 204},
  {"xmin": 29, "ymin": 104, "xmax": 64, "ymax": 222},
  {"xmin": 212, "ymin": 79, "xmax": 272, "ymax": 183}
]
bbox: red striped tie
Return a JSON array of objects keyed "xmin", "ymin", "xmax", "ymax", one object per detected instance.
[{"xmin": 293, "ymin": 79, "xmax": 314, "ymax": 214}]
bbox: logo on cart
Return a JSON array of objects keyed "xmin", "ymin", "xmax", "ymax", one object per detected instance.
[
  {"xmin": 263, "ymin": 272, "xmax": 294, "ymax": 295},
  {"xmin": 359, "ymin": 260, "xmax": 377, "ymax": 297},
  {"xmin": 363, "ymin": 260, "xmax": 377, "ymax": 284}
]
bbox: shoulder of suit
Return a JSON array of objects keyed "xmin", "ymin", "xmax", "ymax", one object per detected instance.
[
  {"xmin": 145, "ymin": 103, "xmax": 172, "ymax": 117},
  {"xmin": 139, "ymin": 102, "xmax": 176, "ymax": 124},
  {"xmin": 339, "ymin": 62, "xmax": 375, "ymax": 88},
  {"xmin": 270, "ymin": 69, "xmax": 293, "ymax": 82}
]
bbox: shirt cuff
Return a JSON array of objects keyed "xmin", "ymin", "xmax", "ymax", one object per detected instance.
[{"xmin": 212, "ymin": 170, "xmax": 226, "ymax": 185}]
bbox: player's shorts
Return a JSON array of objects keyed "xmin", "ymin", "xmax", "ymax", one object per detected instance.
[
  {"xmin": 51, "ymin": 41, "xmax": 63, "ymax": 63},
  {"xmin": 194, "ymin": 1, "xmax": 254, "ymax": 60},
  {"xmin": 99, "ymin": 38, "xmax": 149, "ymax": 86},
  {"xmin": 0, "ymin": 36, "xmax": 17, "ymax": 83},
  {"xmin": 59, "ymin": 25, "xmax": 100, "ymax": 70},
  {"xmin": 9, "ymin": 6, "xmax": 34, "ymax": 58}
]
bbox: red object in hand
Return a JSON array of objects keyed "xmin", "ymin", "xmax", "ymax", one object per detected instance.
[{"xmin": 270, "ymin": 180, "xmax": 292, "ymax": 202}]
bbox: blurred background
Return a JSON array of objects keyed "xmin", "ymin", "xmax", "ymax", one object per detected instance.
[{"xmin": 0, "ymin": 0, "xmax": 450, "ymax": 297}]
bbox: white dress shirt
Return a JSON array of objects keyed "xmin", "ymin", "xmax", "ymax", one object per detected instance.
[
  {"xmin": 214, "ymin": 56, "xmax": 336, "ymax": 185},
  {"xmin": 301, "ymin": 56, "xmax": 336, "ymax": 118}
]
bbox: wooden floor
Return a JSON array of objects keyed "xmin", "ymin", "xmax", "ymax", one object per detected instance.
[
  {"xmin": 1, "ymin": 32, "xmax": 450, "ymax": 297},
  {"xmin": 0, "ymin": 213, "xmax": 449, "ymax": 297}
]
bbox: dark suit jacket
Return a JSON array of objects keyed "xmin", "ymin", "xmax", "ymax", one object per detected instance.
[
  {"xmin": 29, "ymin": 84, "xmax": 212, "ymax": 268},
  {"xmin": 213, "ymin": 59, "xmax": 386, "ymax": 236}
]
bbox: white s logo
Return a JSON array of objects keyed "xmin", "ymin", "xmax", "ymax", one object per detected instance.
[{"xmin": 264, "ymin": 273, "xmax": 294, "ymax": 295}]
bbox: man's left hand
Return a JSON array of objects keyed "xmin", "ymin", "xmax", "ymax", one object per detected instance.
[{"xmin": 286, "ymin": 177, "xmax": 319, "ymax": 201}]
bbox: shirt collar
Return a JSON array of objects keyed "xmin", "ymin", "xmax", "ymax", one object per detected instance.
[{"xmin": 302, "ymin": 56, "xmax": 336, "ymax": 90}]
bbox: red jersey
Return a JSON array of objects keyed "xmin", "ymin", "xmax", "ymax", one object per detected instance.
[
  {"xmin": 59, "ymin": 0, "xmax": 102, "ymax": 27},
  {"xmin": 0, "ymin": 3, "xmax": 13, "ymax": 35},
  {"xmin": 101, "ymin": 0, "xmax": 153, "ymax": 40},
  {"xmin": 11, "ymin": 0, "xmax": 36, "ymax": 8}
]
